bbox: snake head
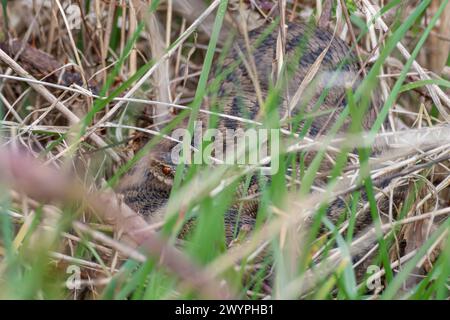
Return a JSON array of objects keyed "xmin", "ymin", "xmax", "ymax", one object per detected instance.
[
  {"xmin": 116, "ymin": 139, "xmax": 186, "ymax": 194},
  {"xmin": 144, "ymin": 149, "xmax": 178, "ymax": 188}
]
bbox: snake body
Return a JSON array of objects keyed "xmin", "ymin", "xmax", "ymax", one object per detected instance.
[{"xmin": 118, "ymin": 23, "xmax": 381, "ymax": 247}]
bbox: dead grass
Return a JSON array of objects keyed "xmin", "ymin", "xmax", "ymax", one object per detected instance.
[{"xmin": 0, "ymin": 0, "xmax": 449, "ymax": 300}]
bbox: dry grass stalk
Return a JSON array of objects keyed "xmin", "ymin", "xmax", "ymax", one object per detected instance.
[{"xmin": 0, "ymin": 149, "xmax": 235, "ymax": 299}]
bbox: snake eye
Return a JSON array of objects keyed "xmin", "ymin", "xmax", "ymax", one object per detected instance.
[{"xmin": 162, "ymin": 165, "xmax": 172, "ymax": 175}]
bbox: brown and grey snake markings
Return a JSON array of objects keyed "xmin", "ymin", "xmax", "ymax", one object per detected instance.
[{"xmin": 118, "ymin": 23, "xmax": 390, "ymax": 254}]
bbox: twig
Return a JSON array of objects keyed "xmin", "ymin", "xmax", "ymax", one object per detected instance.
[
  {"xmin": 0, "ymin": 149, "xmax": 234, "ymax": 299},
  {"xmin": 318, "ymin": 0, "xmax": 333, "ymax": 29}
]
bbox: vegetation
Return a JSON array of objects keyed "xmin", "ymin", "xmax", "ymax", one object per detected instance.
[{"xmin": 0, "ymin": 0, "xmax": 449, "ymax": 300}]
